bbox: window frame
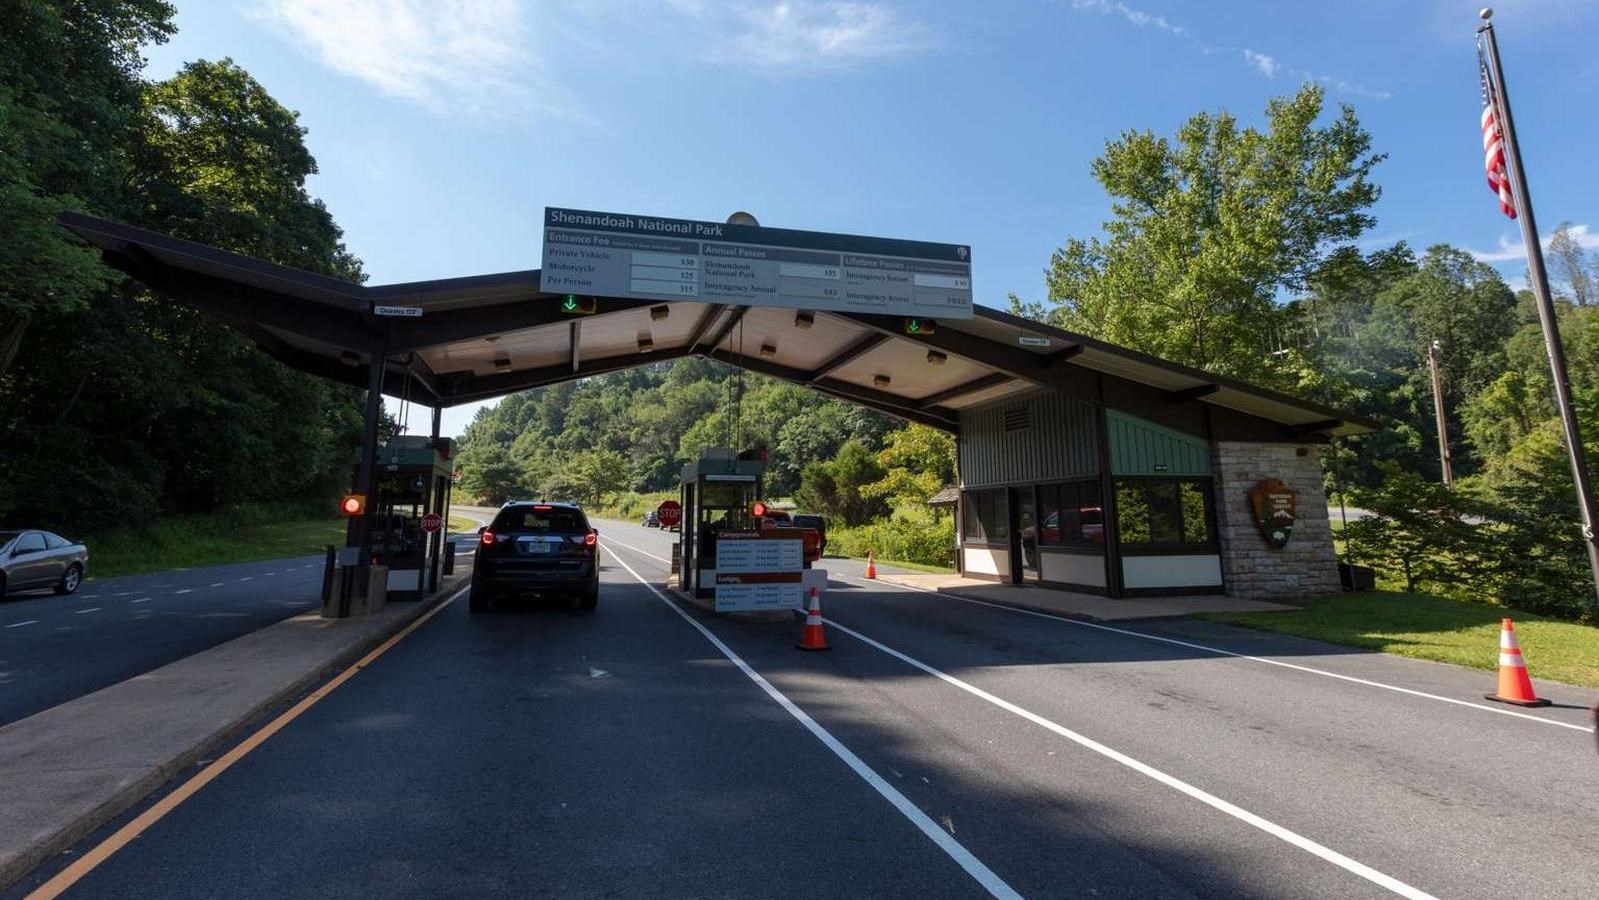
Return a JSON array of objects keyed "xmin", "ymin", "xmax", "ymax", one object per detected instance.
[
  {"xmin": 1035, "ymin": 478, "xmax": 1106, "ymax": 550},
  {"xmin": 959, "ymin": 489, "xmax": 1009, "ymax": 546},
  {"xmin": 1113, "ymin": 476, "xmax": 1218, "ymax": 555}
]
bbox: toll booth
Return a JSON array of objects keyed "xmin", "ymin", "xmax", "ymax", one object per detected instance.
[
  {"xmin": 354, "ymin": 435, "xmax": 456, "ymax": 598},
  {"xmin": 677, "ymin": 447, "xmax": 765, "ymax": 598}
]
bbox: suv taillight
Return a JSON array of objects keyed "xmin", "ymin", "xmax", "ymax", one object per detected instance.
[
  {"xmin": 481, "ymin": 531, "xmax": 495, "ymax": 545},
  {"xmin": 584, "ymin": 532, "xmax": 597, "ymax": 547}
]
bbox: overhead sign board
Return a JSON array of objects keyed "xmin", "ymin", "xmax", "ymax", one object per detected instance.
[
  {"xmin": 373, "ymin": 305, "xmax": 424, "ymax": 318},
  {"xmin": 540, "ymin": 207, "xmax": 973, "ymax": 319},
  {"xmin": 714, "ymin": 533, "xmax": 803, "ymax": 612}
]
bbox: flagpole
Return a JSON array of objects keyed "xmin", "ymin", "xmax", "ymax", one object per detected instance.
[{"xmin": 1479, "ymin": 7, "xmax": 1599, "ymax": 609}]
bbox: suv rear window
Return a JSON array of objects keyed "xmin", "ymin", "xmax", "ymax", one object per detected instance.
[
  {"xmin": 492, "ymin": 507, "xmax": 589, "ymax": 533},
  {"xmin": 792, "ymin": 515, "xmax": 825, "ymax": 531}
]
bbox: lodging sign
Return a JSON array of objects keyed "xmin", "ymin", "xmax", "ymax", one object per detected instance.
[
  {"xmin": 714, "ymin": 532, "xmax": 804, "ymax": 612},
  {"xmin": 540, "ymin": 207, "xmax": 973, "ymax": 319}
]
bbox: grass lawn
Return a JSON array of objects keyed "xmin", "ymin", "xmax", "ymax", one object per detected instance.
[
  {"xmin": 1200, "ymin": 591, "xmax": 1599, "ymax": 689},
  {"xmin": 87, "ymin": 513, "xmax": 348, "ymax": 580},
  {"xmin": 447, "ymin": 514, "xmax": 479, "ymax": 533},
  {"xmin": 833, "ymin": 554, "xmax": 956, "ymax": 575}
]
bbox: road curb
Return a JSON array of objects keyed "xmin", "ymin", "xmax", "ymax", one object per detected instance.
[{"xmin": 0, "ymin": 572, "xmax": 469, "ymax": 893}]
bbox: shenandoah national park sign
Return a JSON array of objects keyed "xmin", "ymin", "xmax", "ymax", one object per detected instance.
[{"xmin": 1248, "ymin": 478, "xmax": 1296, "ymax": 549}]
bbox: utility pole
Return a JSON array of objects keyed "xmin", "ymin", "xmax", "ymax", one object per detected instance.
[
  {"xmin": 1427, "ymin": 341, "xmax": 1454, "ymax": 486},
  {"xmin": 1480, "ymin": 8, "xmax": 1599, "ymax": 608}
]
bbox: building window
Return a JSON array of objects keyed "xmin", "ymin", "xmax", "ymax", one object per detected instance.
[
  {"xmin": 1037, "ymin": 480, "xmax": 1105, "ymax": 547},
  {"xmin": 960, "ymin": 489, "xmax": 1008, "ymax": 543},
  {"xmin": 1115, "ymin": 479, "xmax": 1213, "ymax": 549}
]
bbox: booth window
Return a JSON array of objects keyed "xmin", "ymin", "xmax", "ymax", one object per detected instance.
[
  {"xmin": 961, "ymin": 489, "xmax": 1007, "ymax": 543},
  {"xmin": 1037, "ymin": 481, "xmax": 1105, "ymax": 546},
  {"xmin": 1115, "ymin": 479, "xmax": 1213, "ymax": 548}
]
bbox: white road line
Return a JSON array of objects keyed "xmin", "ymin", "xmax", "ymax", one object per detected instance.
[
  {"xmin": 264, "ymin": 572, "xmax": 276, "ymax": 576},
  {"xmin": 239, "ymin": 577, "xmax": 253, "ymax": 582},
  {"xmin": 832, "ymin": 574, "xmax": 1596, "ymax": 735},
  {"xmin": 174, "ymin": 589, "xmax": 192, "ymax": 595},
  {"xmin": 5, "ymin": 620, "xmax": 38, "ymax": 629},
  {"xmin": 606, "ymin": 550, "xmax": 1022, "ymax": 900},
  {"xmin": 74, "ymin": 607, "xmax": 101, "ymax": 615},
  {"xmin": 210, "ymin": 583, "xmax": 224, "ymax": 588},
  {"xmin": 822, "ymin": 616, "xmax": 1438, "ymax": 900},
  {"xmin": 130, "ymin": 598, "xmax": 150, "ymax": 604},
  {"xmin": 600, "ymin": 536, "xmax": 671, "ymax": 565}
]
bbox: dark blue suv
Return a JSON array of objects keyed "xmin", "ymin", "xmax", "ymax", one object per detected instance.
[{"xmin": 470, "ymin": 502, "xmax": 599, "ymax": 612}]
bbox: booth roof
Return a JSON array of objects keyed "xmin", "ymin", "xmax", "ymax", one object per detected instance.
[{"xmin": 60, "ymin": 212, "xmax": 1377, "ymax": 438}]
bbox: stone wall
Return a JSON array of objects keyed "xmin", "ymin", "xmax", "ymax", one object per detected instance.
[{"xmin": 1212, "ymin": 441, "xmax": 1341, "ymax": 600}]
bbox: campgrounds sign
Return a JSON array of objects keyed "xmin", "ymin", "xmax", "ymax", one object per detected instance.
[{"xmin": 1248, "ymin": 478, "xmax": 1296, "ymax": 549}]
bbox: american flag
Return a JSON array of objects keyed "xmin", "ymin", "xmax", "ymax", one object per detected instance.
[{"xmin": 1480, "ymin": 54, "xmax": 1516, "ymax": 219}]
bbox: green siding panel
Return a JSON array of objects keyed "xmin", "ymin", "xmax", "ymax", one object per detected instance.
[
  {"xmin": 1106, "ymin": 410, "xmax": 1210, "ymax": 476},
  {"xmin": 959, "ymin": 392, "xmax": 1099, "ymax": 488}
]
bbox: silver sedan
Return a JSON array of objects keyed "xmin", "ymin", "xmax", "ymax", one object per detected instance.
[{"xmin": 0, "ymin": 530, "xmax": 88, "ymax": 597}]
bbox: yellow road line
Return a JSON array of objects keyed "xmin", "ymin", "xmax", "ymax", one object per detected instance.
[{"xmin": 25, "ymin": 587, "xmax": 467, "ymax": 900}]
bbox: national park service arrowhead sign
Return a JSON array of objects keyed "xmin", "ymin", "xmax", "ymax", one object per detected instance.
[{"xmin": 1248, "ymin": 478, "xmax": 1296, "ymax": 549}]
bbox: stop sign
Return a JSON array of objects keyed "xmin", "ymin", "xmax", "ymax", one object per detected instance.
[
  {"xmin": 657, "ymin": 500, "xmax": 682, "ymax": 528},
  {"xmin": 421, "ymin": 512, "xmax": 443, "ymax": 533}
]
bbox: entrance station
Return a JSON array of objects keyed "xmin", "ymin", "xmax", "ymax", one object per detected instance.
[
  {"xmin": 360, "ymin": 435, "xmax": 456, "ymax": 599},
  {"xmin": 59, "ymin": 208, "xmax": 1378, "ymax": 616},
  {"xmin": 677, "ymin": 448, "xmax": 765, "ymax": 599}
]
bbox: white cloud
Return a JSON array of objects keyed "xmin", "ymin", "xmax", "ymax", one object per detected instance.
[
  {"xmin": 1071, "ymin": 0, "xmax": 1212, "ymax": 50},
  {"xmin": 1243, "ymin": 49, "xmax": 1279, "ymax": 78},
  {"xmin": 254, "ymin": 1, "xmax": 930, "ymax": 117},
  {"xmin": 1469, "ymin": 223, "xmax": 1599, "ymax": 262},
  {"xmin": 254, "ymin": 0, "xmax": 576, "ymax": 117},
  {"xmin": 713, "ymin": 2, "xmax": 932, "ymax": 73},
  {"xmin": 1068, "ymin": 1, "xmax": 1389, "ymax": 99}
]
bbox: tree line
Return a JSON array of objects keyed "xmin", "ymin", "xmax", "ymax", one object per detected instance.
[{"xmin": 1, "ymin": 1, "xmax": 373, "ymax": 536}]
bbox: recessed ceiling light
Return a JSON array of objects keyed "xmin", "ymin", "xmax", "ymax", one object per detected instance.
[
  {"xmin": 873, "ymin": 374, "xmax": 891, "ymax": 388},
  {"xmin": 926, "ymin": 350, "xmax": 948, "ymax": 366},
  {"xmin": 650, "ymin": 305, "xmax": 670, "ymax": 321},
  {"xmin": 759, "ymin": 342, "xmax": 777, "ymax": 357},
  {"xmin": 339, "ymin": 351, "xmax": 361, "ymax": 366},
  {"xmin": 794, "ymin": 311, "xmax": 814, "ymax": 329},
  {"xmin": 638, "ymin": 336, "xmax": 655, "ymax": 353},
  {"xmin": 493, "ymin": 356, "xmax": 512, "ymax": 372}
]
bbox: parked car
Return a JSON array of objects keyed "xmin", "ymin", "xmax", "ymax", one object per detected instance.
[
  {"xmin": 791, "ymin": 514, "xmax": 828, "ymax": 557},
  {"xmin": 641, "ymin": 510, "xmax": 660, "ymax": 528},
  {"xmin": 471, "ymin": 502, "xmax": 598, "ymax": 613},
  {"xmin": 1, "ymin": 530, "xmax": 88, "ymax": 598}
]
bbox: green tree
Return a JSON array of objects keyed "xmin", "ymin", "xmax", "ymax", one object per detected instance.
[
  {"xmin": 1021, "ymin": 84, "xmax": 1382, "ymax": 382},
  {"xmin": 862, "ymin": 424, "xmax": 956, "ymax": 506},
  {"xmin": 1344, "ymin": 464, "xmax": 1491, "ymax": 595},
  {"xmin": 542, "ymin": 448, "xmax": 628, "ymax": 509}
]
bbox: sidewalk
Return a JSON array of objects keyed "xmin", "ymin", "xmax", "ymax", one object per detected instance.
[
  {"xmin": 828, "ymin": 558, "xmax": 1296, "ymax": 621},
  {"xmin": 0, "ymin": 573, "xmax": 468, "ymax": 892}
]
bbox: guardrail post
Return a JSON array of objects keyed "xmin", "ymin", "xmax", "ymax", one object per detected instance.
[{"xmin": 321, "ymin": 545, "xmax": 335, "ymax": 602}]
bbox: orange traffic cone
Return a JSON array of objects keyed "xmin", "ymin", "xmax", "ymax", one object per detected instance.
[
  {"xmin": 796, "ymin": 588, "xmax": 830, "ymax": 652},
  {"xmin": 1486, "ymin": 618, "xmax": 1550, "ymax": 707},
  {"xmin": 864, "ymin": 550, "xmax": 877, "ymax": 580}
]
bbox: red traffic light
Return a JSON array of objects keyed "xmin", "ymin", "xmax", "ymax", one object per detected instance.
[
  {"xmin": 752, "ymin": 501, "xmax": 769, "ymax": 518},
  {"xmin": 338, "ymin": 494, "xmax": 366, "ymax": 517}
]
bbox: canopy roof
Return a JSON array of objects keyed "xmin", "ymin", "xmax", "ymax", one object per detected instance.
[{"xmin": 61, "ymin": 212, "xmax": 1377, "ymax": 437}]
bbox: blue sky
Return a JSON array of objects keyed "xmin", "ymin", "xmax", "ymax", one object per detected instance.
[{"xmin": 141, "ymin": 0, "xmax": 1599, "ymax": 435}]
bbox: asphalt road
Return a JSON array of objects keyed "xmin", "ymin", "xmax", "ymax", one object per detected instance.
[
  {"xmin": 0, "ymin": 531, "xmax": 479, "ymax": 727},
  {"xmin": 11, "ymin": 518, "xmax": 1599, "ymax": 899}
]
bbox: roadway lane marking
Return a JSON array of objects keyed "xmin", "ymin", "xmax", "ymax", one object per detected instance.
[
  {"xmin": 74, "ymin": 608, "xmax": 101, "ymax": 615},
  {"xmin": 599, "ymin": 536, "xmax": 670, "ymax": 565},
  {"xmin": 832, "ymin": 574, "xmax": 1596, "ymax": 735},
  {"xmin": 5, "ymin": 620, "xmax": 38, "ymax": 629},
  {"xmin": 174, "ymin": 589, "xmax": 192, "ymax": 595},
  {"xmin": 131, "ymin": 598, "xmax": 150, "ymax": 604},
  {"xmin": 24, "ymin": 584, "xmax": 469, "ymax": 900},
  {"xmin": 239, "ymin": 577, "xmax": 253, "ymax": 582},
  {"xmin": 606, "ymin": 549, "xmax": 1022, "ymax": 900},
  {"xmin": 209, "ymin": 582, "xmax": 224, "ymax": 588},
  {"xmin": 822, "ymin": 616, "xmax": 1439, "ymax": 900}
]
